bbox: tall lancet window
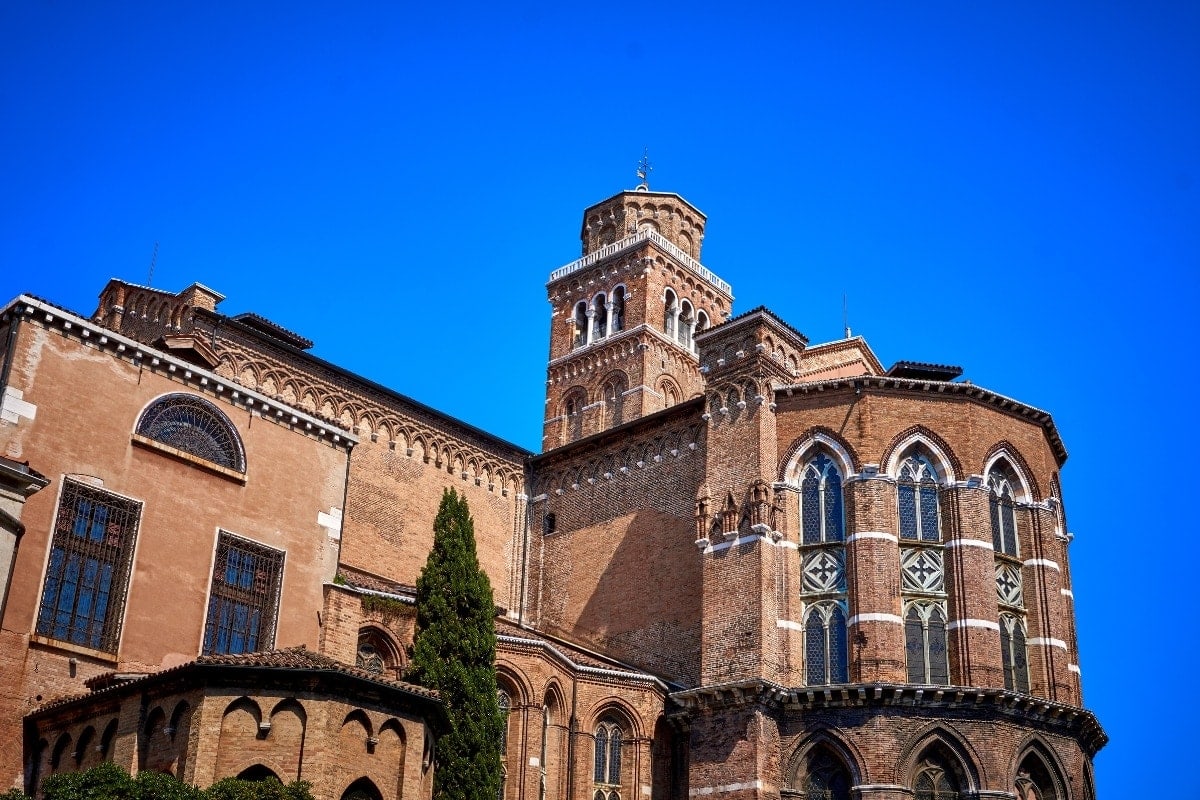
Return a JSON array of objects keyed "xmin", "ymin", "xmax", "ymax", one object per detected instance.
[
  {"xmin": 898, "ymin": 450, "xmax": 949, "ymax": 684},
  {"xmin": 611, "ymin": 286, "xmax": 626, "ymax": 333},
  {"xmin": 799, "ymin": 451, "xmax": 848, "ymax": 685},
  {"xmin": 573, "ymin": 302, "xmax": 588, "ymax": 349},
  {"xmin": 664, "ymin": 289, "xmax": 678, "ymax": 339},
  {"xmin": 989, "ymin": 459, "xmax": 1029, "ymax": 692},
  {"xmin": 591, "ymin": 293, "xmax": 608, "ymax": 341}
]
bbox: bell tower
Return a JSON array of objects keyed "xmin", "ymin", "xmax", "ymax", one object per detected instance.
[{"xmin": 543, "ymin": 186, "xmax": 734, "ymax": 450}]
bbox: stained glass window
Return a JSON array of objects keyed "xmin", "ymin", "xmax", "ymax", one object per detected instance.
[
  {"xmin": 905, "ymin": 603, "xmax": 949, "ymax": 685},
  {"xmin": 36, "ymin": 480, "xmax": 141, "ymax": 653},
  {"xmin": 802, "ymin": 747, "xmax": 852, "ymax": 800},
  {"xmin": 593, "ymin": 718, "xmax": 622, "ymax": 796},
  {"xmin": 898, "ymin": 453, "xmax": 940, "ymax": 542},
  {"xmin": 1000, "ymin": 614, "xmax": 1030, "ymax": 693},
  {"xmin": 136, "ymin": 393, "xmax": 245, "ymax": 473},
  {"xmin": 987, "ymin": 465, "xmax": 1020, "ymax": 557},
  {"xmin": 800, "ymin": 453, "xmax": 843, "ymax": 544},
  {"xmin": 202, "ymin": 533, "xmax": 283, "ymax": 655},
  {"xmin": 805, "ymin": 603, "xmax": 848, "ymax": 685}
]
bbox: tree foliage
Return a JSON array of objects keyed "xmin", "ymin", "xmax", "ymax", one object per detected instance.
[
  {"xmin": 408, "ymin": 488, "xmax": 503, "ymax": 800},
  {"xmin": 2, "ymin": 762, "xmax": 313, "ymax": 800}
]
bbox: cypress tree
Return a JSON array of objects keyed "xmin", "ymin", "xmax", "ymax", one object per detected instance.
[{"xmin": 409, "ymin": 488, "xmax": 503, "ymax": 800}]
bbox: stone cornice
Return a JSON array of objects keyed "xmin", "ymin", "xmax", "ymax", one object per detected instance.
[
  {"xmin": 668, "ymin": 680, "xmax": 1106, "ymax": 756},
  {"xmin": 777, "ymin": 377, "xmax": 1068, "ymax": 466},
  {"xmin": 2, "ymin": 296, "xmax": 357, "ymax": 452}
]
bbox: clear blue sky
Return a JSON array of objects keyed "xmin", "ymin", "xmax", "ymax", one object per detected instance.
[{"xmin": 2, "ymin": 2, "xmax": 1196, "ymax": 795}]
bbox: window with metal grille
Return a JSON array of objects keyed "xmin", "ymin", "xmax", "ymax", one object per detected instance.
[
  {"xmin": 593, "ymin": 718, "xmax": 622, "ymax": 799},
  {"xmin": 36, "ymin": 480, "xmax": 141, "ymax": 653},
  {"xmin": 136, "ymin": 393, "xmax": 245, "ymax": 473},
  {"xmin": 202, "ymin": 533, "xmax": 283, "ymax": 655}
]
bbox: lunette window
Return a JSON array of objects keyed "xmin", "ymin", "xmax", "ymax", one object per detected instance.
[
  {"xmin": 136, "ymin": 393, "xmax": 245, "ymax": 473},
  {"xmin": 36, "ymin": 479, "xmax": 141, "ymax": 653},
  {"xmin": 202, "ymin": 533, "xmax": 283, "ymax": 655}
]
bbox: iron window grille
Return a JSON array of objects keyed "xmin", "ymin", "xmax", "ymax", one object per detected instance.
[
  {"xmin": 904, "ymin": 602, "xmax": 950, "ymax": 685},
  {"xmin": 136, "ymin": 393, "xmax": 246, "ymax": 473},
  {"xmin": 36, "ymin": 479, "xmax": 141, "ymax": 653},
  {"xmin": 202, "ymin": 533, "xmax": 283, "ymax": 655},
  {"xmin": 1000, "ymin": 613, "xmax": 1031, "ymax": 693},
  {"xmin": 802, "ymin": 748, "xmax": 852, "ymax": 800}
]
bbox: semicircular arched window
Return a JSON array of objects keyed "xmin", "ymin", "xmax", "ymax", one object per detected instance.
[{"xmin": 136, "ymin": 394, "xmax": 245, "ymax": 473}]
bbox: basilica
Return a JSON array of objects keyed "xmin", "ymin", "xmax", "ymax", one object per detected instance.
[{"xmin": 0, "ymin": 185, "xmax": 1104, "ymax": 799}]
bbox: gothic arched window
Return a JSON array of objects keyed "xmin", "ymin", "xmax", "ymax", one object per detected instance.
[
  {"xmin": 611, "ymin": 286, "xmax": 626, "ymax": 333},
  {"xmin": 800, "ymin": 453, "xmax": 844, "ymax": 545},
  {"xmin": 1015, "ymin": 751, "xmax": 1061, "ymax": 800},
  {"xmin": 136, "ymin": 393, "xmax": 245, "ymax": 473},
  {"xmin": 592, "ymin": 293, "xmax": 609, "ymax": 341},
  {"xmin": 799, "ymin": 746, "xmax": 852, "ymax": 800},
  {"xmin": 904, "ymin": 602, "xmax": 949, "ymax": 685},
  {"xmin": 1000, "ymin": 613, "xmax": 1030, "ymax": 693},
  {"xmin": 912, "ymin": 750, "xmax": 962, "ymax": 800},
  {"xmin": 573, "ymin": 302, "xmax": 589, "ymax": 349},
  {"xmin": 593, "ymin": 717, "xmax": 623, "ymax": 800},
  {"xmin": 899, "ymin": 452, "xmax": 940, "ymax": 542},
  {"xmin": 804, "ymin": 602, "xmax": 848, "ymax": 685},
  {"xmin": 356, "ymin": 628, "xmax": 398, "ymax": 675},
  {"xmin": 664, "ymin": 289, "xmax": 678, "ymax": 339},
  {"xmin": 987, "ymin": 463, "xmax": 1020, "ymax": 557},
  {"xmin": 498, "ymin": 690, "xmax": 512, "ymax": 755}
]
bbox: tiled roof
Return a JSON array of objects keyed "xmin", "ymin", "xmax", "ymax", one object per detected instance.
[
  {"xmin": 495, "ymin": 619, "xmax": 672, "ymax": 689},
  {"xmin": 31, "ymin": 646, "xmax": 437, "ymax": 715},
  {"xmin": 696, "ymin": 305, "xmax": 810, "ymax": 347},
  {"xmin": 231, "ymin": 312, "xmax": 315, "ymax": 350},
  {"xmin": 886, "ymin": 360, "xmax": 964, "ymax": 381}
]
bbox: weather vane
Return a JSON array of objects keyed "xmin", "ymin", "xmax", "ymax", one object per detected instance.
[{"xmin": 636, "ymin": 148, "xmax": 652, "ymax": 190}]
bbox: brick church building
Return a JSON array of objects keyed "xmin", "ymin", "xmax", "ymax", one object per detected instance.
[{"xmin": 0, "ymin": 185, "xmax": 1104, "ymax": 799}]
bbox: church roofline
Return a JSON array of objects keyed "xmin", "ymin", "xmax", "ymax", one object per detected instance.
[
  {"xmin": 190, "ymin": 307, "xmax": 532, "ymax": 460},
  {"xmin": 696, "ymin": 305, "xmax": 810, "ymax": 348},
  {"xmin": 1, "ymin": 295, "xmax": 358, "ymax": 451},
  {"xmin": 778, "ymin": 376, "xmax": 1068, "ymax": 465}
]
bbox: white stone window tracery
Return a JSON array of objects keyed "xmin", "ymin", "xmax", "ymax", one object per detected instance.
[{"xmin": 593, "ymin": 717, "xmax": 623, "ymax": 800}]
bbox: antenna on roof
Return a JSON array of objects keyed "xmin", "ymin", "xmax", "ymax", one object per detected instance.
[
  {"xmin": 843, "ymin": 293, "xmax": 852, "ymax": 339},
  {"xmin": 147, "ymin": 241, "xmax": 159, "ymax": 287},
  {"xmin": 635, "ymin": 148, "xmax": 652, "ymax": 191}
]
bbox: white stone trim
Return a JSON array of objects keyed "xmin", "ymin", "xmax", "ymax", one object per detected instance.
[
  {"xmin": 701, "ymin": 533, "xmax": 791, "ymax": 555},
  {"xmin": 317, "ymin": 507, "xmax": 343, "ymax": 540},
  {"xmin": 1060, "ymin": 588, "xmax": 1074, "ymax": 599},
  {"xmin": 848, "ymin": 613, "xmax": 903, "ymax": 626},
  {"xmin": 691, "ymin": 780, "xmax": 765, "ymax": 796},
  {"xmin": 945, "ymin": 538, "xmax": 994, "ymax": 551},
  {"xmin": 0, "ymin": 387, "xmax": 37, "ymax": 424},
  {"xmin": 847, "ymin": 531, "xmax": 898, "ymax": 544},
  {"xmin": 1068, "ymin": 663, "xmax": 1081, "ymax": 674},
  {"xmin": 776, "ymin": 619, "xmax": 804, "ymax": 631},
  {"xmin": 946, "ymin": 618, "xmax": 1001, "ymax": 632},
  {"xmin": 1024, "ymin": 558, "xmax": 1061, "ymax": 571},
  {"xmin": 1028, "ymin": 637, "xmax": 1068, "ymax": 650}
]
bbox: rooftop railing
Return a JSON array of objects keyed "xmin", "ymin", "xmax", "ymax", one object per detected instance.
[{"xmin": 548, "ymin": 229, "xmax": 733, "ymax": 297}]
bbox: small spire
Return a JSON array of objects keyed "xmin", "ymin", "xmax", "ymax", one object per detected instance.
[{"xmin": 635, "ymin": 148, "xmax": 652, "ymax": 190}]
